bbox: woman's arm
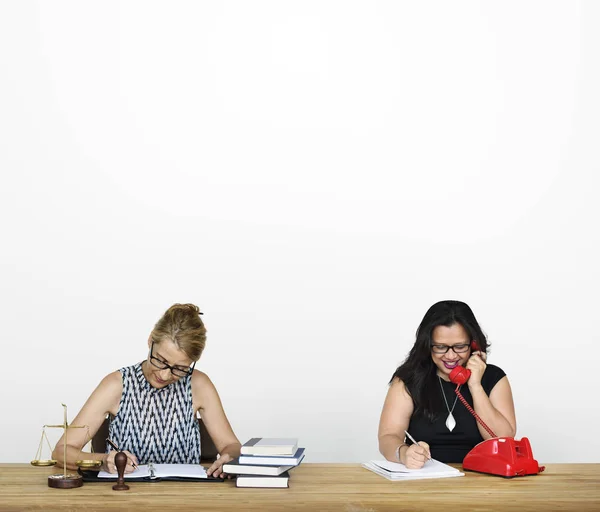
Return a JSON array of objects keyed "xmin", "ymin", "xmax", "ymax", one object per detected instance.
[
  {"xmin": 466, "ymin": 354, "xmax": 517, "ymax": 439},
  {"xmin": 470, "ymin": 375, "xmax": 517, "ymax": 439},
  {"xmin": 52, "ymin": 372, "xmax": 132, "ymax": 472},
  {"xmin": 192, "ymin": 371, "xmax": 241, "ymax": 477},
  {"xmin": 378, "ymin": 378, "xmax": 430, "ymax": 468}
]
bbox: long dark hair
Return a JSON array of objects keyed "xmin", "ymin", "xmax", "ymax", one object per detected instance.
[{"xmin": 390, "ymin": 300, "xmax": 489, "ymax": 422}]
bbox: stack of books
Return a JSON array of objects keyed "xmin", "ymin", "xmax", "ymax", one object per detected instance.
[{"xmin": 224, "ymin": 437, "xmax": 305, "ymax": 488}]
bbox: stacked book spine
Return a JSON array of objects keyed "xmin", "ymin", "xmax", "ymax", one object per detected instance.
[{"xmin": 223, "ymin": 438, "xmax": 305, "ymax": 488}]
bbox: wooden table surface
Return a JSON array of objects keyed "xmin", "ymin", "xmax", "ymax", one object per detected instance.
[{"xmin": 1, "ymin": 463, "xmax": 599, "ymax": 511}]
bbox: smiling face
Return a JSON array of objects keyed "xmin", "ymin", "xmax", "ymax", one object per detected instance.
[
  {"xmin": 143, "ymin": 338, "xmax": 194, "ymax": 389},
  {"xmin": 431, "ymin": 323, "xmax": 472, "ymax": 381}
]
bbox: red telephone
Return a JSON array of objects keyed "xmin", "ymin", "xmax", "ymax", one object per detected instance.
[{"xmin": 447, "ymin": 341, "xmax": 545, "ymax": 478}]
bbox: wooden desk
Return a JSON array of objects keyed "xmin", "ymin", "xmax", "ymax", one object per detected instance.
[{"xmin": 1, "ymin": 463, "xmax": 599, "ymax": 511}]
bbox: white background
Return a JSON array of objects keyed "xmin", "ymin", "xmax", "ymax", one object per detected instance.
[{"xmin": 1, "ymin": 1, "xmax": 598, "ymax": 464}]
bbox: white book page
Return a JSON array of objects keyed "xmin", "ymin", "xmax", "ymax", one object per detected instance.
[
  {"xmin": 371, "ymin": 458, "xmax": 461, "ymax": 475},
  {"xmin": 363, "ymin": 462, "xmax": 464, "ymax": 481},
  {"xmin": 97, "ymin": 463, "xmax": 207, "ymax": 479},
  {"xmin": 154, "ymin": 464, "xmax": 207, "ymax": 478},
  {"xmin": 98, "ymin": 464, "xmax": 152, "ymax": 479}
]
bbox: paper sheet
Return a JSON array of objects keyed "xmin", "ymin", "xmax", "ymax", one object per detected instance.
[{"xmin": 98, "ymin": 463, "xmax": 207, "ymax": 479}]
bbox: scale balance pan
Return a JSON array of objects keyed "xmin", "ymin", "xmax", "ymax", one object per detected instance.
[
  {"xmin": 31, "ymin": 459, "xmax": 57, "ymax": 467},
  {"xmin": 76, "ymin": 459, "xmax": 103, "ymax": 469}
]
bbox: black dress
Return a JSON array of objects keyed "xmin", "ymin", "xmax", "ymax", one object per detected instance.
[{"xmin": 406, "ymin": 364, "xmax": 506, "ymax": 463}]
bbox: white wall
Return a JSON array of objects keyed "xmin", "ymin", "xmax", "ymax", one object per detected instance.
[{"xmin": 1, "ymin": 1, "xmax": 598, "ymax": 464}]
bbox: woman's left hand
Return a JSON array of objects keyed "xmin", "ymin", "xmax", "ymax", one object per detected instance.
[
  {"xmin": 206, "ymin": 453, "xmax": 234, "ymax": 479},
  {"xmin": 466, "ymin": 350, "xmax": 487, "ymax": 388}
]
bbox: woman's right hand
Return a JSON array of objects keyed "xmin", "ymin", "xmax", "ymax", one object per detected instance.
[
  {"xmin": 102, "ymin": 450, "xmax": 139, "ymax": 474},
  {"xmin": 404, "ymin": 442, "xmax": 431, "ymax": 469}
]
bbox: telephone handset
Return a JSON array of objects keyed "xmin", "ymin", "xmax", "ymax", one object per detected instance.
[
  {"xmin": 447, "ymin": 341, "xmax": 545, "ymax": 477},
  {"xmin": 448, "ymin": 341, "xmax": 482, "ymax": 386},
  {"xmin": 448, "ymin": 341, "xmax": 496, "ymax": 438}
]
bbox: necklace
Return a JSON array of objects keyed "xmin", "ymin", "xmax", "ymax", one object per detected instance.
[{"xmin": 438, "ymin": 375, "xmax": 460, "ymax": 432}]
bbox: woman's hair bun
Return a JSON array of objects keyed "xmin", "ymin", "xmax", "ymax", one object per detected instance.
[{"xmin": 167, "ymin": 303, "xmax": 203, "ymax": 315}]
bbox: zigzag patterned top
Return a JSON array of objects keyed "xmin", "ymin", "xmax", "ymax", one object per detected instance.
[{"xmin": 108, "ymin": 362, "xmax": 201, "ymax": 464}]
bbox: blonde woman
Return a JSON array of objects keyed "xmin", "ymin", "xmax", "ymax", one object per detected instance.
[{"xmin": 53, "ymin": 304, "xmax": 240, "ymax": 478}]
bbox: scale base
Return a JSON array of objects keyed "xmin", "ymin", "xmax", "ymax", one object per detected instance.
[{"xmin": 48, "ymin": 473, "xmax": 83, "ymax": 489}]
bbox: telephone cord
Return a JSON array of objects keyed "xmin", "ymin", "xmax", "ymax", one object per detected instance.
[{"xmin": 454, "ymin": 385, "xmax": 497, "ymax": 438}]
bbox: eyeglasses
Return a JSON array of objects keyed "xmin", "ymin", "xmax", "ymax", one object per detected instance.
[
  {"xmin": 431, "ymin": 343, "xmax": 471, "ymax": 354},
  {"xmin": 149, "ymin": 341, "xmax": 196, "ymax": 377}
]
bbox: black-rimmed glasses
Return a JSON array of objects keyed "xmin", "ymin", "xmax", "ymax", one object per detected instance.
[
  {"xmin": 149, "ymin": 341, "xmax": 196, "ymax": 377},
  {"xmin": 431, "ymin": 343, "xmax": 471, "ymax": 354}
]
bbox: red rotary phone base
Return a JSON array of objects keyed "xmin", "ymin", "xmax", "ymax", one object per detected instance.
[
  {"xmin": 462, "ymin": 436, "xmax": 545, "ymax": 478},
  {"xmin": 448, "ymin": 347, "xmax": 545, "ymax": 478}
]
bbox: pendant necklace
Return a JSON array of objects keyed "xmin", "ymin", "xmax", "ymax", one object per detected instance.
[{"xmin": 438, "ymin": 375, "xmax": 460, "ymax": 432}]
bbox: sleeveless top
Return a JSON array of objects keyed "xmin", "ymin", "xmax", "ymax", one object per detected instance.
[
  {"xmin": 406, "ymin": 364, "xmax": 506, "ymax": 463},
  {"xmin": 108, "ymin": 362, "xmax": 202, "ymax": 464}
]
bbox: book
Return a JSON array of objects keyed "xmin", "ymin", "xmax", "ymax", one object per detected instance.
[
  {"xmin": 223, "ymin": 458, "xmax": 298, "ymax": 476},
  {"xmin": 97, "ymin": 463, "xmax": 208, "ymax": 480},
  {"xmin": 362, "ymin": 459, "xmax": 465, "ymax": 481},
  {"xmin": 239, "ymin": 448, "xmax": 306, "ymax": 466},
  {"xmin": 240, "ymin": 438, "xmax": 298, "ymax": 456},
  {"xmin": 235, "ymin": 471, "xmax": 290, "ymax": 488}
]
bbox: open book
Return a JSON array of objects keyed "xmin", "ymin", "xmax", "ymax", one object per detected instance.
[
  {"xmin": 97, "ymin": 463, "xmax": 208, "ymax": 480},
  {"xmin": 362, "ymin": 458, "xmax": 464, "ymax": 481}
]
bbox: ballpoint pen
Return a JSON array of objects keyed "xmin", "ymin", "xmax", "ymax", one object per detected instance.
[
  {"xmin": 106, "ymin": 438, "xmax": 138, "ymax": 469},
  {"xmin": 404, "ymin": 430, "xmax": 431, "ymax": 460}
]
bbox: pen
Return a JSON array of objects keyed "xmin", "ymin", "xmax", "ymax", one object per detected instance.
[
  {"xmin": 404, "ymin": 430, "xmax": 431, "ymax": 460},
  {"xmin": 106, "ymin": 438, "xmax": 138, "ymax": 469}
]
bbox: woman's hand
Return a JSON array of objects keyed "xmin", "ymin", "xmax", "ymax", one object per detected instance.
[
  {"xmin": 206, "ymin": 453, "xmax": 234, "ymax": 478},
  {"xmin": 466, "ymin": 350, "xmax": 487, "ymax": 388},
  {"xmin": 102, "ymin": 450, "xmax": 139, "ymax": 474},
  {"xmin": 404, "ymin": 442, "xmax": 430, "ymax": 469}
]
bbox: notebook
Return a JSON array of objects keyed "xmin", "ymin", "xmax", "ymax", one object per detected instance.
[
  {"xmin": 238, "ymin": 448, "xmax": 305, "ymax": 466},
  {"xmin": 241, "ymin": 438, "xmax": 298, "ymax": 456},
  {"xmin": 362, "ymin": 458, "xmax": 464, "ymax": 481},
  {"xmin": 223, "ymin": 458, "xmax": 298, "ymax": 476},
  {"xmin": 235, "ymin": 471, "xmax": 290, "ymax": 488},
  {"xmin": 93, "ymin": 463, "xmax": 211, "ymax": 481}
]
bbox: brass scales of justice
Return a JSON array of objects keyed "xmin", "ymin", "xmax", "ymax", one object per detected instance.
[{"xmin": 31, "ymin": 403, "xmax": 103, "ymax": 488}]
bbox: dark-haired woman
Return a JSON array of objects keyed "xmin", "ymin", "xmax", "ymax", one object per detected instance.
[{"xmin": 378, "ymin": 300, "xmax": 516, "ymax": 469}]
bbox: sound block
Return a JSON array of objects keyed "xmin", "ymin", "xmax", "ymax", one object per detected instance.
[{"xmin": 48, "ymin": 473, "xmax": 83, "ymax": 489}]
